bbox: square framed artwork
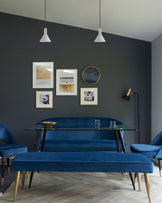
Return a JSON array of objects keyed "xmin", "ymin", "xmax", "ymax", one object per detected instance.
[
  {"xmin": 33, "ymin": 62, "xmax": 54, "ymax": 88},
  {"xmin": 36, "ymin": 91, "xmax": 53, "ymax": 108},
  {"xmin": 56, "ymin": 69, "xmax": 77, "ymax": 95},
  {"xmin": 80, "ymin": 88, "xmax": 98, "ymax": 105}
]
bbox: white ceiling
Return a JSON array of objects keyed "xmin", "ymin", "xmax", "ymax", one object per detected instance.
[{"xmin": 0, "ymin": 0, "xmax": 162, "ymax": 42}]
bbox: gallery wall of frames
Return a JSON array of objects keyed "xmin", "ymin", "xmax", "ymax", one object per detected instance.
[
  {"xmin": 0, "ymin": 12, "xmax": 151, "ymax": 149},
  {"xmin": 33, "ymin": 62, "xmax": 99, "ymax": 108}
]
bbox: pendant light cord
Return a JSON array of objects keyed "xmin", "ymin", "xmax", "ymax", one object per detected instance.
[
  {"xmin": 45, "ymin": 0, "xmax": 46, "ymax": 22},
  {"xmin": 99, "ymin": 0, "xmax": 101, "ymax": 28}
]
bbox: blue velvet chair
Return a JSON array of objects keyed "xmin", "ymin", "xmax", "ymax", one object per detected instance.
[
  {"xmin": 130, "ymin": 131, "xmax": 162, "ymax": 176},
  {"xmin": 0, "ymin": 122, "xmax": 27, "ymax": 186}
]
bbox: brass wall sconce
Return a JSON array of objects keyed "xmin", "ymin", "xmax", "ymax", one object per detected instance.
[{"xmin": 122, "ymin": 88, "xmax": 140, "ymax": 143}]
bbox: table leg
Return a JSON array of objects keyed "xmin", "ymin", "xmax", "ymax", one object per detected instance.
[
  {"xmin": 118, "ymin": 130, "xmax": 126, "ymax": 152},
  {"xmin": 36, "ymin": 129, "xmax": 43, "ymax": 151},
  {"xmin": 29, "ymin": 171, "xmax": 34, "ymax": 188},
  {"xmin": 41, "ymin": 128, "xmax": 47, "ymax": 151},
  {"xmin": 115, "ymin": 131, "xmax": 120, "ymax": 152},
  {"xmin": 129, "ymin": 173, "xmax": 135, "ymax": 190}
]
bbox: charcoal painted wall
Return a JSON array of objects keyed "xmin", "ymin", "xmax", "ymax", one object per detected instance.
[{"xmin": 0, "ymin": 12, "xmax": 151, "ymax": 150}]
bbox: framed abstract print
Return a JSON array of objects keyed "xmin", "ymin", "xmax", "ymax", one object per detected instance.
[{"xmin": 33, "ymin": 62, "xmax": 54, "ymax": 88}]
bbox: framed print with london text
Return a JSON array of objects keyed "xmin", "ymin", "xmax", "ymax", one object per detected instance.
[
  {"xmin": 36, "ymin": 91, "xmax": 53, "ymax": 108},
  {"xmin": 33, "ymin": 62, "xmax": 54, "ymax": 88},
  {"xmin": 80, "ymin": 88, "xmax": 98, "ymax": 105},
  {"xmin": 56, "ymin": 69, "xmax": 77, "ymax": 95}
]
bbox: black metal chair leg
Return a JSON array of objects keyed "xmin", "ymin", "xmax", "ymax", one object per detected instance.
[
  {"xmin": 29, "ymin": 171, "xmax": 34, "ymax": 188},
  {"xmin": 1, "ymin": 157, "xmax": 5, "ymax": 186},
  {"xmin": 158, "ymin": 159, "xmax": 161, "ymax": 177},
  {"xmin": 7, "ymin": 158, "xmax": 10, "ymax": 173}
]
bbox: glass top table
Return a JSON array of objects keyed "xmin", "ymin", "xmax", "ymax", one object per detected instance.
[{"xmin": 25, "ymin": 125, "xmax": 136, "ymax": 153}]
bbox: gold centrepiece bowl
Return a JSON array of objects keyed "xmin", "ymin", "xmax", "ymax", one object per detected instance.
[{"xmin": 40, "ymin": 121, "xmax": 57, "ymax": 127}]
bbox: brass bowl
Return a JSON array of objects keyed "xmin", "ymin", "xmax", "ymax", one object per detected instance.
[{"xmin": 40, "ymin": 121, "xmax": 57, "ymax": 127}]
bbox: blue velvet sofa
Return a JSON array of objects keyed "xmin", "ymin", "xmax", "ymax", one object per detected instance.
[{"xmin": 37, "ymin": 117, "xmax": 125, "ymax": 152}]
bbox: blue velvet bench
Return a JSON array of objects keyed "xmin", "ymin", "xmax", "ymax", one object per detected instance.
[{"xmin": 11, "ymin": 152, "xmax": 153, "ymax": 202}]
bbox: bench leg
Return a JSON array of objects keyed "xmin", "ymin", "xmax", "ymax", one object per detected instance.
[
  {"xmin": 22, "ymin": 171, "xmax": 26, "ymax": 189},
  {"xmin": 137, "ymin": 173, "xmax": 141, "ymax": 191},
  {"xmin": 13, "ymin": 171, "xmax": 20, "ymax": 202},
  {"xmin": 144, "ymin": 173, "xmax": 151, "ymax": 203}
]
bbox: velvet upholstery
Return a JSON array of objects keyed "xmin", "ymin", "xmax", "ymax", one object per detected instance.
[
  {"xmin": 0, "ymin": 122, "xmax": 27, "ymax": 185},
  {"xmin": 0, "ymin": 144, "xmax": 28, "ymax": 157},
  {"xmin": 130, "ymin": 131, "xmax": 162, "ymax": 176},
  {"xmin": 130, "ymin": 131, "xmax": 162, "ymax": 158},
  {"xmin": 155, "ymin": 148, "xmax": 162, "ymax": 159},
  {"xmin": 130, "ymin": 144, "xmax": 161, "ymax": 158},
  {"xmin": 37, "ymin": 117, "xmax": 125, "ymax": 152},
  {"xmin": 11, "ymin": 152, "xmax": 153, "ymax": 173},
  {"xmin": 150, "ymin": 131, "xmax": 162, "ymax": 145},
  {"xmin": 0, "ymin": 122, "xmax": 27, "ymax": 157},
  {"xmin": 0, "ymin": 123, "xmax": 15, "ymax": 144}
]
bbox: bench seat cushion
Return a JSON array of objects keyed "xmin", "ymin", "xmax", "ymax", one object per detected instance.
[
  {"xmin": 11, "ymin": 152, "xmax": 153, "ymax": 173},
  {"xmin": 42, "ymin": 140, "xmax": 126, "ymax": 152}
]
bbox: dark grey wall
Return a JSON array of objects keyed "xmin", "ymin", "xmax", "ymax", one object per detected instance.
[
  {"xmin": 0, "ymin": 12, "xmax": 151, "ymax": 150},
  {"xmin": 152, "ymin": 34, "xmax": 162, "ymax": 139}
]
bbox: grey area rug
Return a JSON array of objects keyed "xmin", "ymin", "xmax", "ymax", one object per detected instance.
[{"xmin": 0, "ymin": 169, "xmax": 15, "ymax": 193}]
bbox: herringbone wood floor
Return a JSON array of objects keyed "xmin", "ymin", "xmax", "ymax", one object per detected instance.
[{"xmin": 0, "ymin": 166, "xmax": 162, "ymax": 203}]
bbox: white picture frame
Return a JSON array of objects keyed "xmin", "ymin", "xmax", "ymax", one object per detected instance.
[
  {"xmin": 80, "ymin": 88, "xmax": 98, "ymax": 105},
  {"xmin": 33, "ymin": 62, "xmax": 54, "ymax": 88},
  {"xmin": 56, "ymin": 69, "xmax": 77, "ymax": 95},
  {"xmin": 36, "ymin": 91, "xmax": 53, "ymax": 108}
]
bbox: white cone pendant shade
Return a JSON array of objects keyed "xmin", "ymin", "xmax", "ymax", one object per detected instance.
[
  {"xmin": 94, "ymin": 0, "xmax": 106, "ymax": 43},
  {"xmin": 94, "ymin": 28, "xmax": 106, "ymax": 42},
  {"xmin": 40, "ymin": 28, "xmax": 51, "ymax": 42}
]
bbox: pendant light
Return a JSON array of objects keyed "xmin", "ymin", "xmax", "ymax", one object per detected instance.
[
  {"xmin": 40, "ymin": 0, "xmax": 51, "ymax": 42},
  {"xmin": 94, "ymin": 0, "xmax": 106, "ymax": 43}
]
